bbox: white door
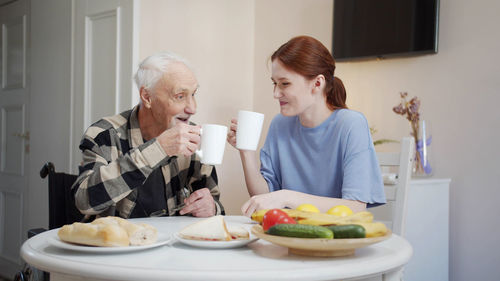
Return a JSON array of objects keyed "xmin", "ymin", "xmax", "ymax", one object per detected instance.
[
  {"xmin": 0, "ymin": 0, "xmax": 29, "ymax": 277},
  {"xmin": 71, "ymin": 0, "xmax": 139, "ymax": 172}
]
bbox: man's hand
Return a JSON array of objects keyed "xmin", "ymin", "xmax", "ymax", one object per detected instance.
[
  {"xmin": 179, "ymin": 188, "xmax": 216, "ymax": 217},
  {"xmin": 157, "ymin": 123, "xmax": 201, "ymax": 157}
]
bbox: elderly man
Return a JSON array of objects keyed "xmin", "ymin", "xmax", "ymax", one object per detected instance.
[{"xmin": 72, "ymin": 52, "xmax": 224, "ymax": 218}]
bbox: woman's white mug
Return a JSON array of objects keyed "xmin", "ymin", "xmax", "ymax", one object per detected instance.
[
  {"xmin": 196, "ymin": 124, "xmax": 228, "ymax": 165},
  {"xmin": 236, "ymin": 110, "xmax": 264, "ymax": 151}
]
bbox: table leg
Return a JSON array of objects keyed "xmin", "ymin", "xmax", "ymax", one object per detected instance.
[
  {"xmin": 382, "ymin": 268, "xmax": 403, "ymax": 281},
  {"xmin": 50, "ymin": 272, "xmax": 111, "ymax": 281}
]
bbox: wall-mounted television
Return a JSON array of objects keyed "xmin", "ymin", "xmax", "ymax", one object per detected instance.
[{"xmin": 332, "ymin": 0, "xmax": 439, "ymax": 61}]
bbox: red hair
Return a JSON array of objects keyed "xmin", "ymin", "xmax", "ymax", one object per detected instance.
[{"xmin": 271, "ymin": 36, "xmax": 347, "ymax": 110}]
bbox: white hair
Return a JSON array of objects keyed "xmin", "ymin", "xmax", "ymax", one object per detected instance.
[{"xmin": 134, "ymin": 51, "xmax": 193, "ymax": 91}]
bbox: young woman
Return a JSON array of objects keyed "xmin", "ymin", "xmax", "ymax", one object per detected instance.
[{"xmin": 228, "ymin": 36, "xmax": 385, "ymax": 216}]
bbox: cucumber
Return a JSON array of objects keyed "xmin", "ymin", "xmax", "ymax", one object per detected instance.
[
  {"xmin": 327, "ymin": 224, "xmax": 366, "ymax": 239},
  {"xmin": 267, "ymin": 224, "xmax": 334, "ymax": 239}
]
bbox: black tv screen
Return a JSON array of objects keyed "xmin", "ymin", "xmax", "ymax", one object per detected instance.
[{"xmin": 333, "ymin": 0, "xmax": 439, "ymax": 61}]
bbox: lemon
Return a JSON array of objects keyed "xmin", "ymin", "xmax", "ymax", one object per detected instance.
[
  {"xmin": 296, "ymin": 203, "xmax": 320, "ymax": 213},
  {"xmin": 327, "ymin": 205, "xmax": 353, "ymax": 217}
]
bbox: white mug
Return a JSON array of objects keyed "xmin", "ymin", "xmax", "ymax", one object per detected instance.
[
  {"xmin": 236, "ymin": 110, "xmax": 264, "ymax": 151},
  {"xmin": 196, "ymin": 124, "xmax": 228, "ymax": 165}
]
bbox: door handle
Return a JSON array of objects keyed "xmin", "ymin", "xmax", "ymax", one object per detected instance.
[{"xmin": 12, "ymin": 131, "xmax": 30, "ymax": 140}]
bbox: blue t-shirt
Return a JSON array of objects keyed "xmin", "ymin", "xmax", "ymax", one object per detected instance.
[{"xmin": 260, "ymin": 109, "xmax": 386, "ymax": 207}]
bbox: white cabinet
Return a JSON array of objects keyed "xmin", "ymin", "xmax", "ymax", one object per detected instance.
[{"xmin": 404, "ymin": 178, "xmax": 451, "ymax": 281}]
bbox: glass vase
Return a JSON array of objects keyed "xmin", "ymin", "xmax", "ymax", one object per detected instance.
[{"xmin": 412, "ymin": 120, "xmax": 433, "ymax": 177}]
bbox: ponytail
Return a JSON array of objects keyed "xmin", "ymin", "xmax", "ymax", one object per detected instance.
[{"xmin": 326, "ymin": 76, "xmax": 348, "ymax": 110}]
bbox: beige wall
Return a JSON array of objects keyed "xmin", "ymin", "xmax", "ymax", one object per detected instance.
[
  {"xmin": 336, "ymin": 1, "xmax": 500, "ymax": 280},
  {"xmin": 139, "ymin": 0, "xmax": 254, "ymax": 215},
  {"xmin": 139, "ymin": 0, "xmax": 333, "ymax": 215},
  {"xmin": 253, "ymin": 0, "xmax": 334, "ymax": 148},
  {"xmin": 140, "ymin": 0, "xmax": 500, "ymax": 279}
]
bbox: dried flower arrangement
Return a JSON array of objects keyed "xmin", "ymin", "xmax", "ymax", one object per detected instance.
[
  {"xmin": 393, "ymin": 92, "xmax": 431, "ymax": 175},
  {"xmin": 393, "ymin": 92, "xmax": 420, "ymax": 139}
]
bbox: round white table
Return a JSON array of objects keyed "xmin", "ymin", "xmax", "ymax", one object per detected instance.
[{"xmin": 20, "ymin": 216, "xmax": 412, "ymax": 281}]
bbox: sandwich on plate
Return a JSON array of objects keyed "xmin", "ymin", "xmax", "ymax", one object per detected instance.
[
  {"xmin": 227, "ymin": 225, "xmax": 250, "ymax": 240},
  {"xmin": 178, "ymin": 215, "xmax": 249, "ymax": 241}
]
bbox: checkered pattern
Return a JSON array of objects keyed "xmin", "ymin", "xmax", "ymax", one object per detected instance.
[{"xmin": 72, "ymin": 105, "xmax": 224, "ymax": 218}]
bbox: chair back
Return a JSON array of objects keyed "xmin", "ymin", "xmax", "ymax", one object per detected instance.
[
  {"xmin": 40, "ymin": 162, "xmax": 84, "ymax": 229},
  {"xmin": 371, "ymin": 137, "xmax": 414, "ymax": 236}
]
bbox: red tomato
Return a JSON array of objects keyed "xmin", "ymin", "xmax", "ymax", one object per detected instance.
[
  {"xmin": 276, "ymin": 216, "xmax": 297, "ymax": 225},
  {"xmin": 262, "ymin": 209, "xmax": 296, "ymax": 231}
]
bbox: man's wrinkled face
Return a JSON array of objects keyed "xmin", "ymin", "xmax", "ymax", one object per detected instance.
[{"xmin": 148, "ymin": 62, "xmax": 199, "ymax": 131}]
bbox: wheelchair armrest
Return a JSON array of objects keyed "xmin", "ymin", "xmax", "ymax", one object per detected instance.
[
  {"xmin": 14, "ymin": 271, "xmax": 26, "ymax": 281},
  {"xmin": 28, "ymin": 228, "xmax": 48, "ymax": 238}
]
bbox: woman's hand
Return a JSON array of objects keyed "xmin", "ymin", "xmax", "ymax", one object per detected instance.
[
  {"xmin": 227, "ymin": 118, "xmax": 238, "ymax": 148},
  {"xmin": 241, "ymin": 190, "xmax": 290, "ymax": 217}
]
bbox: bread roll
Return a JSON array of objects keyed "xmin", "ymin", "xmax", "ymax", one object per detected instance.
[
  {"xmin": 129, "ymin": 223, "xmax": 158, "ymax": 246},
  {"xmin": 92, "ymin": 217, "xmax": 158, "ymax": 246},
  {"xmin": 58, "ymin": 222, "xmax": 129, "ymax": 247},
  {"xmin": 58, "ymin": 216, "xmax": 158, "ymax": 247}
]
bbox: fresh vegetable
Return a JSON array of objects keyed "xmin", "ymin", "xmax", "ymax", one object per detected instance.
[
  {"xmin": 267, "ymin": 224, "xmax": 334, "ymax": 239},
  {"xmin": 327, "ymin": 205, "xmax": 353, "ymax": 217},
  {"xmin": 327, "ymin": 224, "xmax": 366, "ymax": 238},
  {"xmin": 262, "ymin": 209, "xmax": 296, "ymax": 231},
  {"xmin": 251, "ymin": 209, "xmax": 374, "ymax": 226},
  {"xmin": 276, "ymin": 215, "xmax": 296, "ymax": 225},
  {"xmin": 296, "ymin": 203, "xmax": 320, "ymax": 213}
]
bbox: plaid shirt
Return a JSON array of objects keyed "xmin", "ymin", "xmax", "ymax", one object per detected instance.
[{"xmin": 72, "ymin": 105, "xmax": 224, "ymax": 218}]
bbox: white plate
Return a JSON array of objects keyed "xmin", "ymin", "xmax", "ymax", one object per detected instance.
[
  {"xmin": 48, "ymin": 233, "xmax": 171, "ymax": 253},
  {"xmin": 173, "ymin": 232, "xmax": 258, "ymax": 249}
]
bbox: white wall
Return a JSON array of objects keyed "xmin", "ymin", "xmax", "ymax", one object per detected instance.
[
  {"xmin": 139, "ymin": 0, "xmax": 255, "ymax": 215},
  {"xmin": 28, "ymin": 0, "xmax": 72, "ymax": 230}
]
